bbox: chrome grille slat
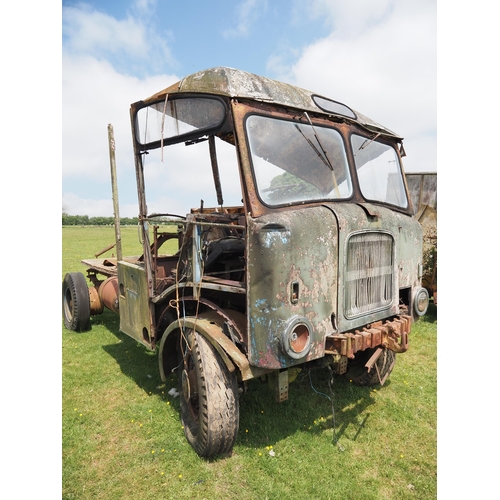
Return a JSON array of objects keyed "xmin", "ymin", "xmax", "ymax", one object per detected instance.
[{"xmin": 345, "ymin": 233, "xmax": 393, "ymax": 318}]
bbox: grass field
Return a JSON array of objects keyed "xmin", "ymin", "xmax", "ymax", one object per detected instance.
[{"xmin": 62, "ymin": 226, "xmax": 437, "ymax": 500}]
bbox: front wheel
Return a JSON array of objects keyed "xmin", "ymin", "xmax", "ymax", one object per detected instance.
[
  {"xmin": 179, "ymin": 329, "xmax": 239, "ymax": 457},
  {"xmin": 62, "ymin": 272, "xmax": 91, "ymax": 332},
  {"xmin": 346, "ymin": 347, "xmax": 396, "ymax": 386}
]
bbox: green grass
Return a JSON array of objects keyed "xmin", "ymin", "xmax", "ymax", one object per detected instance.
[{"xmin": 62, "ymin": 226, "xmax": 437, "ymax": 500}]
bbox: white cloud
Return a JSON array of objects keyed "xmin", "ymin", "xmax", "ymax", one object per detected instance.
[
  {"xmin": 62, "ymin": 56, "xmax": 240, "ymax": 217},
  {"xmin": 141, "ymin": 138, "xmax": 243, "ymax": 216},
  {"xmin": 272, "ymin": 0, "xmax": 437, "ymax": 172},
  {"xmin": 62, "ymin": 53, "xmax": 179, "ymax": 215},
  {"xmin": 294, "ymin": 0, "xmax": 394, "ymax": 36},
  {"xmin": 62, "ymin": 3, "xmax": 180, "ymax": 217},
  {"xmin": 62, "ymin": 4, "xmax": 176, "ymax": 72},
  {"xmin": 62, "ymin": 53, "xmax": 178, "ymax": 178},
  {"xmin": 63, "ymin": 5, "xmax": 148, "ymax": 57},
  {"xmin": 223, "ymin": 0, "xmax": 268, "ymax": 38}
]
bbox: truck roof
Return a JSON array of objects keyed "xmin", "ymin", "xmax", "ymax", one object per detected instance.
[{"xmin": 136, "ymin": 66, "xmax": 402, "ymax": 140}]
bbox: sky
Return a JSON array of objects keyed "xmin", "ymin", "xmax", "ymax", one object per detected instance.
[{"xmin": 61, "ymin": 0, "xmax": 437, "ymax": 218}]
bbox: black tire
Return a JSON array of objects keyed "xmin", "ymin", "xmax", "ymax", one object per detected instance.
[
  {"xmin": 346, "ymin": 347, "xmax": 396, "ymax": 386},
  {"xmin": 179, "ymin": 329, "xmax": 239, "ymax": 457},
  {"xmin": 62, "ymin": 272, "xmax": 91, "ymax": 332}
]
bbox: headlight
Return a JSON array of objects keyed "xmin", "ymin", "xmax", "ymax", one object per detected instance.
[
  {"xmin": 413, "ymin": 287, "xmax": 429, "ymax": 317},
  {"xmin": 281, "ymin": 316, "xmax": 312, "ymax": 359}
]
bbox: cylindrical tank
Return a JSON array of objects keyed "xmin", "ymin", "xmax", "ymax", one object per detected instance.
[
  {"xmin": 98, "ymin": 276, "xmax": 120, "ymax": 313},
  {"xmin": 88, "ymin": 285, "xmax": 104, "ymax": 315}
]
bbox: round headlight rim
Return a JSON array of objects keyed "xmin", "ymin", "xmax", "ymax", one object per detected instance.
[
  {"xmin": 413, "ymin": 287, "xmax": 430, "ymax": 317},
  {"xmin": 281, "ymin": 316, "xmax": 313, "ymax": 360}
]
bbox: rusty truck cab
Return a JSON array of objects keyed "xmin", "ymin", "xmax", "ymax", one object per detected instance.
[{"xmin": 65, "ymin": 67, "xmax": 428, "ymax": 457}]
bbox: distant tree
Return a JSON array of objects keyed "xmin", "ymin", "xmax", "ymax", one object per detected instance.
[
  {"xmin": 121, "ymin": 217, "xmax": 139, "ymax": 225},
  {"xmin": 267, "ymin": 171, "xmax": 320, "ymax": 202},
  {"xmin": 62, "ymin": 214, "xmax": 140, "ymax": 226}
]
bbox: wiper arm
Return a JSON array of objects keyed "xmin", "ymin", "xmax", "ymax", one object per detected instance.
[
  {"xmin": 304, "ymin": 112, "xmax": 334, "ymax": 171},
  {"xmin": 355, "ymin": 132, "xmax": 381, "ymax": 155},
  {"xmin": 294, "ymin": 123, "xmax": 329, "ymax": 168},
  {"xmin": 296, "ymin": 112, "xmax": 340, "ymax": 197}
]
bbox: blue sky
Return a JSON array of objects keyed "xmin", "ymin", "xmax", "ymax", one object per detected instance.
[{"xmin": 62, "ymin": 0, "xmax": 437, "ymax": 217}]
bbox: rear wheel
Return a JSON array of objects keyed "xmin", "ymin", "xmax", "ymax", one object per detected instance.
[
  {"xmin": 62, "ymin": 272, "xmax": 91, "ymax": 332},
  {"xmin": 179, "ymin": 329, "xmax": 239, "ymax": 457},
  {"xmin": 346, "ymin": 347, "xmax": 396, "ymax": 386}
]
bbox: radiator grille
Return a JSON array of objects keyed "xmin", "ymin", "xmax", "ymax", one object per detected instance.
[{"xmin": 345, "ymin": 232, "xmax": 394, "ymax": 318}]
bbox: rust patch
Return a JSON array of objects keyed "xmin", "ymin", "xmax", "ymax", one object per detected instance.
[{"xmin": 325, "ymin": 314, "xmax": 412, "ymax": 358}]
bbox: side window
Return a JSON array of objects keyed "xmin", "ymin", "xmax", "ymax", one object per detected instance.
[
  {"xmin": 351, "ymin": 135, "xmax": 408, "ymax": 209},
  {"xmin": 142, "ymin": 136, "xmax": 242, "ymax": 215}
]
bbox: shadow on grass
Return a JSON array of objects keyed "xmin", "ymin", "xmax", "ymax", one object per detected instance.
[
  {"xmin": 236, "ymin": 368, "xmax": 377, "ymax": 451},
  {"xmin": 95, "ymin": 310, "xmax": 164, "ymax": 396},
  {"xmin": 94, "ymin": 310, "xmax": 388, "ymax": 457}
]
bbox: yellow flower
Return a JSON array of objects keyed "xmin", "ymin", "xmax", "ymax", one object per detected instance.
[{"xmin": 178, "ymin": 474, "xmax": 182, "ymax": 479}]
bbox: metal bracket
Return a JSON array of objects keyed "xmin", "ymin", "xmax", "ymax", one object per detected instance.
[
  {"xmin": 268, "ymin": 370, "xmax": 289, "ymax": 402},
  {"xmin": 364, "ymin": 347, "xmax": 395, "ymax": 386}
]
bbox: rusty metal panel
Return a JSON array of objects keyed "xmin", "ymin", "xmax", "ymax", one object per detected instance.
[
  {"xmin": 395, "ymin": 210, "xmax": 424, "ymax": 290},
  {"xmin": 117, "ymin": 261, "xmax": 152, "ymax": 348},
  {"xmin": 406, "ymin": 172, "xmax": 437, "ymax": 213},
  {"xmin": 246, "ymin": 206, "xmax": 338, "ymax": 369},
  {"xmin": 324, "ymin": 314, "xmax": 411, "ymax": 358}
]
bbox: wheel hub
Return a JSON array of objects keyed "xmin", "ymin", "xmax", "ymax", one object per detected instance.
[{"xmin": 181, "ymin": 368, "xmax": 191, "ymax": 401}]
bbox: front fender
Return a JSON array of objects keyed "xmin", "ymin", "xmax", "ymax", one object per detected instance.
[{"xmin": 158, "ymin": 310, "xmax": 262, "ymax": 382}]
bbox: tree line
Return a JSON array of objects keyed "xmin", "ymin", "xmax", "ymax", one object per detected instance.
[{"xmin": 62, "ymin": 214, "xmax": 139, "ymax": 226}]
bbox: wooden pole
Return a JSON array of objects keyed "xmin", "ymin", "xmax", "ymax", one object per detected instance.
[{"xmin": 108, "ymin": 124, "xmax": 123, "ymax": 262}]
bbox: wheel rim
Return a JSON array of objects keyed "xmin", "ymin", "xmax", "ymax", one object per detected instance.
[
  {"xmin": 182, "ymin": 354, "xmax": 199, "ymax": 421},
  {"xmin": 64, "ymin": 288, "xmax": 74, "ymax": 321}
]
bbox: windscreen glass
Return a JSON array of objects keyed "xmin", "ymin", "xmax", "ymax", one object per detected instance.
[
  {"xmin": 351, "ymin": 134, "xmax": 408, "ymax": 209},
  {"xmin": 135, "ymin": 97, "xmax": 226, "ymax": 148},
  {"xmin": 246, "ymin": 115, "xmax": 352, "ymax": 206}
]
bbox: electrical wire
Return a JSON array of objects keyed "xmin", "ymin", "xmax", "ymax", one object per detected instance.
[{"xmin": 308, "ymin": 367, "xmax": 341, "ymax": 449}]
